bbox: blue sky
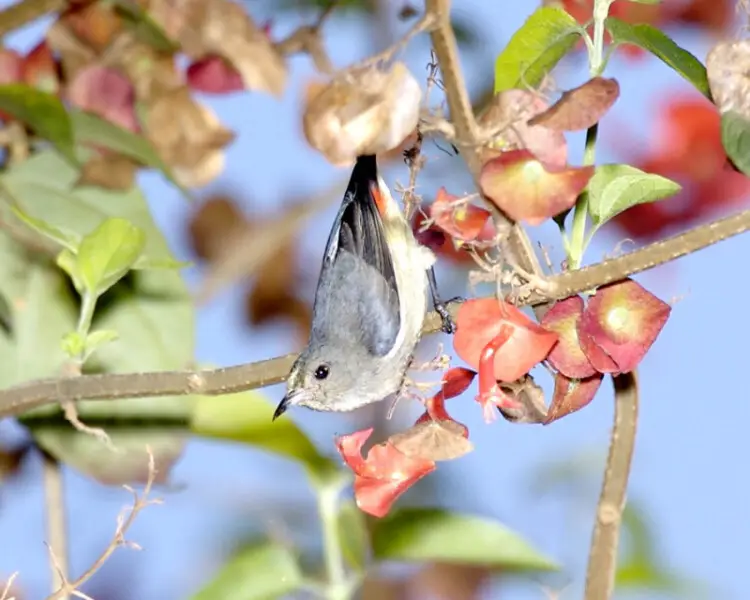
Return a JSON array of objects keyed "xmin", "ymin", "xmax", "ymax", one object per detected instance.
[{"xmin": 1, "ymin": 2, "xmax": 749, "ymax": 599}]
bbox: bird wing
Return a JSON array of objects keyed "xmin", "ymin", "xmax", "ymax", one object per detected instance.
[{"xmin": 311, "ymin": 155, "xmax": 401, "ymax": 357}]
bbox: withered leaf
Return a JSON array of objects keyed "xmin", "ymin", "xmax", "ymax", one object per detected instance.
[
  {"xmin": 77, "ymin": 153, "xmax": 139, "ymax": 190},
  {"xmin": 706, "ymin": 40, "xmax": 750, "ymax": 118},
  {"xmin": 303, "ymin": 62, "xmax": 421, "ymax": 165},
  {"xmin": 528, "ymin": 77, "xmax": 620, "ymax": 132},
  {"xmin": 188, "ymin": 195, "xmax": 247, "ymax": 261},
  {"xmin": 498, "ymin": 375, "xmax": 548, "ymax": 424},
  {"xmin": 145, "ymin": 86, "xmax": 234, "ymax": 188},
  {"xmin": 148, "ymin": 0, "xmax": 287, "ymax": 97},
  {"xmin": 388, "ymin": 420, "xmax": 474, "ymax": 462}
]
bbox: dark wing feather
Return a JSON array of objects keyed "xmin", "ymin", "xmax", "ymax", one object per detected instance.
[{"xmin": 313, "ymin": 155, "xmax": 401, "ymax": 356}]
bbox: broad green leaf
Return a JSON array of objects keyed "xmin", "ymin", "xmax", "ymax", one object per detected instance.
[
  {"xmin": 7, "ymin": 203, "xmax": 79, "ymax": 251},
  {"xmin": 605, "ymin": 18, "xmax": 710, "ymax": 97},
  {"xmin": 1, "ymin": 150, "xmax": 181, "ymax": 266},
  {"xmin": 495, "ymin": 7, "xmax": 581, "ymax": 93},
  {"xmin": 587, "ymin": 164, "xmax": 680, "ymax": 226},
  {"xmin": 0, "ymin": 84, "xmax": 77, "ymax": 164},
  {"xmin": 371, "ymin": 508, "xmax": 558, "ymax": 571},
  {"xmin": 77, "ymin": 218, "xmax": 146, "ymax": 296},
  {"xmin": 56, "ymin": 248, "xmax": 84, "ymax": 293},
  {"xmin": 70, "ymin": 111, "xmax": 188, "ymax": 196},
  {"xmin": 337, "ymin": 500, "xmax": 369, "ymax": 571},
  {"xmin": 133, "ymin": 255, "xmax": 192, "ymax": 271},
  {"xmin": 32, "ymin": 426, "xmax": 186, "ymax": 485},
  {"xmin": 191, "ymin": 392, "xmax": 337, "ymax": 479},
  {"xmin": 191, "ymin": 541, "xmax": 303, "ymax": 600},
  {"xmin": 721, "ymin": 111, "xmax": 750, "ymax": 176},
  {"xmin": 85, "ymin": 329, "xmax": 120, "ymax": 352},
  {"xmin": 0, "ymin": 257, "xmax": 77, "ymax": 386}
]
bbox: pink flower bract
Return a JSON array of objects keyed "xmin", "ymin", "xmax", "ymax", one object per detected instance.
[
  {"xmin": 336, "ymin": 427, "xmax": 435, "ymax": 518},
  {"xmin": 479, "ymin": 150, "xmax": 594, "ymax": 226}
]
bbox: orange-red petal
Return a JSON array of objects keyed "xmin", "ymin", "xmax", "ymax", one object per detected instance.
[{"xmin": 540, "ymin": 295, "xmax": 597, "ymax": 379}]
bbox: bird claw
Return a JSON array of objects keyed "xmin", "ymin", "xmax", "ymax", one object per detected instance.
[{"xmin": 434, "ymin": 296, "xmax": 462, "ymax": 334}]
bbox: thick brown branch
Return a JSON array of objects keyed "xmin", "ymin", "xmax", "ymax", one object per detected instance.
[
  {"xmin": 1, "ymin": 209, "xmax": 748, "ymax": 419},
  {"xmin": 584, "ymin": 371, "xmax": 639, "ymax": 600},
  {"xmin": 424, "ymin": 0, "xmax": 547, "ymax": 313}
]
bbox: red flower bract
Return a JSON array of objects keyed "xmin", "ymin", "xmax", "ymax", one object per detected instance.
[
  {"xmin": 454, "ymin": 298, "xmax": 558, "ymax": 382},
  {"xmin": 479, "ymin": 150, "xmax": 594, "ymax": 226},
  {"xmin": 429, "ymin": 187, "xmax": 491, "ymax": 243},
  {"xmin": 187, "ymin": 56, "xmax": 244, "ymax": 95},
  {"xmin": 66, "ymin": 65, "xmax": 139, "ymax": 132},
  {"xmin": 540, "ymin": 295, "xmax": 597, "ymax": 379},
  {"xmin": 21, "ymin": 41, "xmax": 58, "ymax": 94},
  {"xmin": 577, "ymin": 279, "xmax": 671, "ymax": 374},
  {"xmin": 336, "ymin": 427, "xmax": 435, "ymax": 518},
  {"xmin": 544, "ymin": 373, "xmax": 604, "ymax": 424}
]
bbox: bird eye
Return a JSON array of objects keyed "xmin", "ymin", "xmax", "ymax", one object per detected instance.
[{"xmin": 314, "ymin": 364, "xmax": 330, "ymax": 380}]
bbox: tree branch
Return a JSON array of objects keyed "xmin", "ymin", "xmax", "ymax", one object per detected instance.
[
  {"xmin": 584, "ymin": 371, "xmax": 639, "ymax": 600},
  {"xmin": 1, "ymin": 208, "xmax": 748, "ymax": 418},
  {"xmin": 42, "ymin": 452, "xmax": 68, "ymax": 600},
  {"xmin": 424, "ymin": 0, "xmax": 547, "ymax": 303}
]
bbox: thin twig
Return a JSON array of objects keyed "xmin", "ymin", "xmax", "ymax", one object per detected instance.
[
  {"xmin": 0, "ymin": 0, "xmax": 64, "ymax": 37},
  {"xmin": 584, "ymin": 371, "xmax": 639, "ymax": 600},
  {"xmin": 42, "ymin": 452, "xmax": 68, "ymax": 600},
  {"xmin": 45, "ymin": 449, "xmax": 162, "ymax": 600},
  {"xmin": 0, "ymin": 573, "xmax": 19, "ymax": 600},
  {"xmin": 0, "ymin": 207, "xmax": 749, "ymax": 417}
]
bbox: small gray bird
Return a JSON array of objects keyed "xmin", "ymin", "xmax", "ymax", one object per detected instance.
[{"xmin": 273, "ymin": 154, "xmax": 455, "ymax": 419}]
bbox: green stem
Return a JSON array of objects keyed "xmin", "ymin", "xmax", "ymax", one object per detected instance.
[
  {"xmin": 317, "ymin": 486, "xmax": 349, "ymax": 600},
  {"xmin": 75, "ymin": 292, "xmax": 97, "ymax": 362},
  {"xmin": 567, "ymin": 0, "xmax": 612, "ymax": 269}
]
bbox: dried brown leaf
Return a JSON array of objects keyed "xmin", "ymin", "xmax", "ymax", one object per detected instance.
[
  {"xmin": 528, "ymin": 77, "xmax": 620, "ymax": 131},
  {"xmin": 188, "ymin": 195, "xmax": 248, "ymax": 261},
  {"xmin": 149, "ymin": 0, "xmax": 287, "ymax": 96},
  {"xmin": 46, "ymin": 19, "xmax": 97, "ymax": 81},
  {"xmin": 498, "ymin": 374, "xmax": 548, "ymax": 424},
  {"xmin": 303, "ymin": 62, "xmax": 421, "ymax": 165},
  {"xmin": 145, "ymin": 86, "xmax": 234, "ymax": 187},
  {"xmin": 388, "ymin": 420, "xmax": 474, "ymax": 462},
  {"xmin": 706, "ymin": 39, "xmax": 750, "ymax": 117},
  {"xmin": 77, "ymin": 154, "xmax": 139, "ymax": 190}
]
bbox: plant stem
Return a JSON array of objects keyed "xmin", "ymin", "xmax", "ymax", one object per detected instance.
[
  {"xmin": 317, "ymin": 485, "xmax": 349, "ymax": 600},
  {"xmin": 42, "ymin": 451, "xmax": 69, "ymax": 600},
  {"xmin": 567, "ymin": 0, "xmax": 612, "ymax": 269}
]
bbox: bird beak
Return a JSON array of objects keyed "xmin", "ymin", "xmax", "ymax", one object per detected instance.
[
  {"xmin": 272, "ymin": 396, "xmax": 290, "ymax": 421},
  {"xmin": 272, "ymin": 390, "xmax": 308, "ymax": 421}
]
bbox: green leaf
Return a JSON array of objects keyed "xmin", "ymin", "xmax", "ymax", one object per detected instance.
[
  {"xmin": 85, "ymin": 329, "xmax": 119, "ymax": 351},
  {"xmin": 70, "ymin": 110, "xmax": 188, "ymax": 196},
  {"xmin": 56, "ymin": 248, "xmax": 84, "ymax": 293},
  {"xmin": 191, "ymin": 541, "xmax": 303, "ymax": 600},
  {"xmin": 605, "ymin": 18, "xmax": 710, "ymax": 98},
  {"xmin": 495, "ymin": 7, "xmax": 581, "ymax": 93},
  {"xmin": 77, "ymin": 218, "xmax": 146, "ymax": 296},
  {"xmin": 0, "ymin": 150, "xmax": 182, "ymax": 266},
  {"xmin": 0, "ymin": 84, "xmax": 77, "ymax": 164},
  {"xmin": 587, "ymin": 164, "xmax": 681, "ymax": 226},
  {"xmin": 371, "ymin": 508, "xmax": 558, "ymax": 571},
  {"xmin": 32, "ymin": 426, "xmax": 186, "ymax": 486},
  {"xmin": 721, "ymin": 111, "xmax": 750, "ymax": 176},
  {"xmin": 7, "ymin": 203, "xmax": 79, "ymax": 251},
  {"xmin": 337, "ymin": 500, "xmax": 369, "ymax": 571},
  {"xmin": 191, "ymin": 392, "xmax": 337, "ymax": 480},
  {"xmin": 133, "ymin": 255, "xmax": 192, "ymax": 271},
  {"xmin": 112, "ymin": 0, "xmax": 178, "ymax": 52},
  {"xmin": 61, "ymin": 331, "xmax": 85, "ymax": 358}
]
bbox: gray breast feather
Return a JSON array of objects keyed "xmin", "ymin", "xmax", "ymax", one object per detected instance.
[{"xmin": 310, "ymin": 249, "xmax": 400, "ymax": 357}]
